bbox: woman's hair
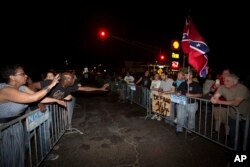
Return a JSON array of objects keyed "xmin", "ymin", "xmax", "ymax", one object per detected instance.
[{"xmin": 0, "ymin": 64, "xmax": 23, "ymax": 83}]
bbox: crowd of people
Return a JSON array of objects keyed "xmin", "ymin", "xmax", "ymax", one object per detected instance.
[
  {"xmin": 114, "ymin": 67, "xmax": 250, "ymax": 152},
  {"xmin": 0, "ymin": 64, "xmax": 109, "ymax": 166},
  {"xmin": 1, "ymin": 64, "xmax": 250, "ymax": 166}
]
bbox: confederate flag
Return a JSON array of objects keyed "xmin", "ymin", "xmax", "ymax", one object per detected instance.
[{"xmin": 181, "ymin": 16, "xmax": 210, "ymax": 78}]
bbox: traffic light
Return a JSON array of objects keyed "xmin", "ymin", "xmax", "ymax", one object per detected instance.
[
  {"xmin": 159, "ymin": 54, "xmax": 166, "ymax": 62},
  {"xmin": 160, "ymin": 54, "xmax": 165, "ymax": 61},
  {"xmin": 158, "ymin": 53, "xmax": 167, "ymax": 65},
  {"xmin": 98, "ymin": 29, "xmax": 108, "ymax": 40},
  {"xmin": 100, "ymin": 31, "xmax": 106, "ymax": 38}
]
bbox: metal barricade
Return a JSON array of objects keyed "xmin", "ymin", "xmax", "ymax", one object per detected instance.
[
  {"xmin": 108, "ymin": 82, "xmax": 250, "ymax": 151},
  {"xmin": 171, "ymin": 96, "xmax": 249, "ymax": 151},
  {"xmin": 65, "ymin": 96, "xmax": 84, "ymax": 135},
  {"xmin": 0, "ymin": 99, "xmax": 78, "ymax": 167}
]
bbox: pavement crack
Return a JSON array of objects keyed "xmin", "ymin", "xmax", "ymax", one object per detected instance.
[{"xmin": 105, "ymin": 109, "xmax": 141, "ymax": 167}]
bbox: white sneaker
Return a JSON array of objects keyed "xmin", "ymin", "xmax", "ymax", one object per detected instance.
[
  {"xmin": 157, "ymin": 116, "xmax": 162, "ymax": 121},
  {"xmin": 151, "ymin": 114, "xmax": 158, "ymax": 120},
  {"xmin": 46, "ymin": 153, "xmax": 59, "ymax": 161},
  {"xmin": 174, "ymin": 118, "xmax": 177, "ymax": 124}
]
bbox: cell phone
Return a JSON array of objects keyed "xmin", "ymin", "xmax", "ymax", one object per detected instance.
[{"xmin": 215, "ymin": 79, "xmax": 220, "ymax": 85}]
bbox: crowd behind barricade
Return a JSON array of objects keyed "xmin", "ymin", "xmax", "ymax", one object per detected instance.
[
  {"xmin": 107, "ymin": 67, "xmax": 250, "ymax": 154},
  {"xmin": 1, "ymin": 64, "xmax": 250, "ymax": 166},
  {"xmin": 0, "ymin": 64, "xmax": 109, "ymax": 166}
]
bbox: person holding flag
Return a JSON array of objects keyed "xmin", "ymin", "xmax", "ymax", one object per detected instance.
[
  {"xmin": 173, "ymin": 15, "xmax": 208, "ymax": 134},
  {"xmin": 175, "ymin": 69, "xmax": 203, "ymax": 134}
]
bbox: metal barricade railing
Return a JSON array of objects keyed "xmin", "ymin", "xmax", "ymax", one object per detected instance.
[
  {"xmin": 109, "ymin": 81, "xmax": 249, "ymax": 152},
  {"xmin": 122, "ymin": 83, "xmax": 151, "ymax": 119},
  {"xmin": 109, "ymin": 80, "xmax": 127, "ymax": 102},
  {"xmin": 0, "ymin": 117, "xmax": 26, "ymax": 167},
  {"xmin": 129, "ymin": 85, "xmax": 149, "ymax": 109},
  {"xmin": 0, "ymin": 99, "xmax": 78, "ymax": 167},
  {"xmin": 172, "ymin": 96, "xmax": 249, "ymax": 151},
  {"xmin": 110, "ymin": 81, "xmax": 171, "ymax": 120},
  {"xmin": 65, "ymin": 96, "xmax": 84, "ymax": 135}
]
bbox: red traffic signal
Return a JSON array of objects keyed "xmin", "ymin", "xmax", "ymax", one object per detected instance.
[
  {"xmin": 160, "ymin": 55, "xmax": 165, "ymax": 60},
  {"xmin": 100, "ymin": 31, "xmax": 106, "ymax": 37},
  {"xmin": 99, "ymin": 29, "xmax": 108, "ymax": 40}
]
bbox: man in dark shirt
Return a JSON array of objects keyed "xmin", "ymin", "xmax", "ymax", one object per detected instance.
[
  {"xmin": 135, "ymin": 70, "xmax": 151, "ymax": 89},
  {"xmin": 29, "ymin": 71, "xmax": 109, "ymax": 158},
  {"xmin": 175, "ymin": 69, "xmax": 203, "ymax": 133},
  {"xmin": 32, "ymin": 72, "xmax": 109, "ymax": 100}
]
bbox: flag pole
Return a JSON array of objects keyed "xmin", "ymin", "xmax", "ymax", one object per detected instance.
[
  {"xmin": 187, "ymin": 66, "xmax": 190, "ymax": 93},
  {"xmin": 183, "ymin": 54, "xmax": 186, "ymax": 68}
]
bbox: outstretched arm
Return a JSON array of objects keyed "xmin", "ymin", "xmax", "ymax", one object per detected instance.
[
  {"xmin": 0, "ymin": 74, "xmax": 60, "ymax": 103},
  {"xmin": 40, "ymin": 97, "xmax": 66, "ymax": 107},
  {"xmin": 77, "ymin": 83, "xmax": 109, "ymax": 92}
]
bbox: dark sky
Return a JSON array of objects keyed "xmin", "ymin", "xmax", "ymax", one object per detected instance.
[{"xmin": 1, "ymin": 2, "xmax": 249, "ymax": 78}]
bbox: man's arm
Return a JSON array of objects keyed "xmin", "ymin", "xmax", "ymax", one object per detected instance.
[
  {"xmin": 211, "ymin": 92, "xmax": 244, "ymax": 106},
  {"xmin": 135, "ymin": 77, "xmax": 142, "ymax": 85},
  {"xmin": 77, "ymin": 83, "xmax": 109, "ymax": 92},
  {"xmin": 186, "ymin": 92, "xmax": 203, "ymax": 98},
  {"xmin": 40, "ymin": 97, "xmax": 66, "ymax": 107},
  {"xmin": 162, "ymin": 86, "xmax": 176, "ymax": 94},
  {"xmin": 64, "ymin": 95, "xmax": 73, "ymax": 101}
]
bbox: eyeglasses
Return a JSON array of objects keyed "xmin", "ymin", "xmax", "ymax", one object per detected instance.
[{"xmin": 15, "ymin": 73, "xmax": 26, "ymax": 76}]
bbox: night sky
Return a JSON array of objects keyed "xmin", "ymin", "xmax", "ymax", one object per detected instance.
[{"xmin": 1, "ymin": 2, "xmax": 249, "ymax": 79}]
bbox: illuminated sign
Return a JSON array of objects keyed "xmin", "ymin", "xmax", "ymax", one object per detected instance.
[
  {"xmin": 171, "ymin": 52, "xmax": 179, "ymax": 59},
  {"xmin": 171, "ymin": 61, "xmax": 179, "ymax": 70},
  {"xmin": 172, "ymin": 41, "xmax": 180, "ymax": 49}
]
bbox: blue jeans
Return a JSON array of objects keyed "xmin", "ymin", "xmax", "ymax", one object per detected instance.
[{"xmin": 176, "ymin": 102, "xmax": 198, "ymax": 132}]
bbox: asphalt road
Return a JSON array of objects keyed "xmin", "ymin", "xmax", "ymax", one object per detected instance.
[{"xmin": 41, "ymin": 92, "xmax": 231, "ymax": 167}]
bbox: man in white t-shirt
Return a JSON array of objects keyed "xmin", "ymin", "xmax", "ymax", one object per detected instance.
[
  {"xmin": 124, "ymin": 72, "xmax": 135, "ymax": 84},
  {"xmin": 124, "ymin": 72, "xmax": 135, "ymax": 101}
]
